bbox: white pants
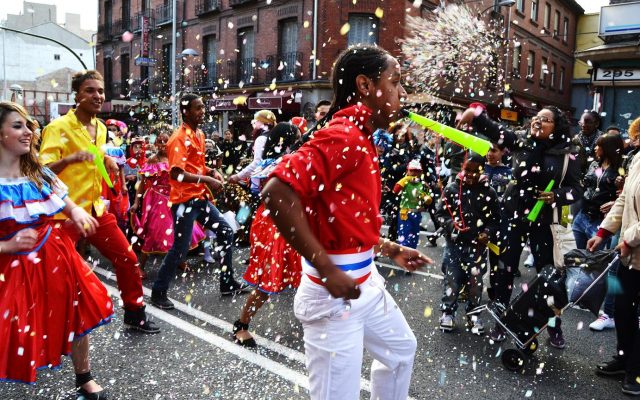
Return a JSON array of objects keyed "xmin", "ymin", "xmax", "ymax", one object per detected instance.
[{"xmin": 294, "ymin": 268, "xmax": 417, "ymax": 400}]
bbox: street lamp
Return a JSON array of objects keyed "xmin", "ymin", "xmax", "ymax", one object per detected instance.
[{"xmin": 480, "ymin": 0, "xmax": 516, "ymax": 15}]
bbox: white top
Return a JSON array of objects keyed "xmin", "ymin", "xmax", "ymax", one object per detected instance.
[{"xmin": 236, "ymin": 134, "xmax": 268, "ymax": 180}]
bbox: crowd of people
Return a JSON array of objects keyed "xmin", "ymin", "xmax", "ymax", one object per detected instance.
[{"xmin": 2, "ymin": 43, "xmax": 640, "ymax": 399}]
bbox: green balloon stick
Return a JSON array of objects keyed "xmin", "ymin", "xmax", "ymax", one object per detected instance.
[
  {"xmin": 527, "ymin": 179, "xmax": 555, "ymax": 222},
  {"xmin": 402, "ymin": 110, "xmax": 493, "ymax": 156},
  {"xmin": 86, "ymin": 144, "xmax": 114, "ymax": 188}
]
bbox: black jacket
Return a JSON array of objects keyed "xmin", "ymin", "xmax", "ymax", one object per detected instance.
[
  {"xmin": 582, "ymin": 161, "xmax": 619, "ymax": 220},
  {"xmin": 472, "ymin": 114, "xmax": 583, "ymax": 225},
  {"xmin": 436, "ymin": 176, "xmax": 501, "ymax": 244}
]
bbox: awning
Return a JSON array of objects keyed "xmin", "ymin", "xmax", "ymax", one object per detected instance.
[
  {"xmin": 511, "ymin": 95, "xmax": 540, "ymax": 118},
  {"xmin": 248, "ymin": 91, "xmax": 300, "ymax": 112},
  {"xmin": 208, "ymin": 94, "xmax": 252, "ymax": 111},
  {"xmin": 405, "ymin": 92, "xmax": 464, "ymax": 109}
]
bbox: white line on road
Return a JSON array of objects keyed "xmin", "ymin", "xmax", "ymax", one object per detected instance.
[
  {"xmin": 101, "ymin": 282, "xmax": 311, "ymax": 391},
  {"xmin": 375, "ymin": 261, "xmax": 444, "ymax": 280},
  {"xmin": 97, "ymin": 267, "xmax": 423, "ymax": 397}
]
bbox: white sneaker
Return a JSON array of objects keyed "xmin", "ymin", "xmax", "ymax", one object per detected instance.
[
  {"xmin": 467, "ymin": 316, "xmax": 485, "ymax": 336},
  {"xmin": 524, "ymin": 253, "xmax": 535, "ymax": 268},
  {"xmin": 440, "ymin": 314, "xmax": 454, "ymax": 332},
  {"xmin": 203, "ymin": 245, "xmax": 215, "ymax": 264},
  {"xmin": 589, "ymin": 314, "xmax": 615, "ymax": 331}
]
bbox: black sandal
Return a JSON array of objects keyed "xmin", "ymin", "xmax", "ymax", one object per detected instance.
[
  {"xmin": 232, "ymin": 320, "xmax": 257, "ymax": 348},
  {"xmin": 77, "ymin": 387, "xmax": 109, "ymax": 400}
]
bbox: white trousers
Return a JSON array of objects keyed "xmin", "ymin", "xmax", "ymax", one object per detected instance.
[{"xmin": 294, "ymin": 268, "xmax": 417, "ymax": 400}]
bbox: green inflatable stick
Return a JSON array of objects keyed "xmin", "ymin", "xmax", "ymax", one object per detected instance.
[
  {"xmin": 402, "ymin": 110, "xmax": 492, "ymax": 156},
  {"xmin": 86, "ymin": 144, "xmax": 114, "ymax": 189},
  {"xmin": 527, "ymin": 179, "xmax": 555, "ymax": 222}
]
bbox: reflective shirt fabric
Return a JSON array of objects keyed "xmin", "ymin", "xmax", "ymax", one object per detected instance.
[{"xmin": 39, "ymin": 109, "xmax": 108, "ymax": 218}]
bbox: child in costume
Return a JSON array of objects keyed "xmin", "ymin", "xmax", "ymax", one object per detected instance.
[
  {"xmin": 0, "ymin": 102, "xmax": 112, "ymax": 399},
  {"xmin": 130, "ymin": 132, "xmax": 205, "ymax": 277},
  {"xmin": 393, "ymin": 159, "xmax": 432, "ymax": 249},
  {"xmin": 436, "ymin": 153, "xmax": 500, "ymax": 334}
]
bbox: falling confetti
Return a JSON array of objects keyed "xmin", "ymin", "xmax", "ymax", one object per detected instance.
[
  {"xmin": 340, "ymin": 23, "xmax": 351, "ymax": 35},
  {"xmin": 401, "ymin": 3, "xmax": 505, "ymax": 100}
]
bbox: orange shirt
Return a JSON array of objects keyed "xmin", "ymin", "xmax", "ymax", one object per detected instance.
[{"xmin": 166, "ymin": 123, "xmax": 207, "ymax": 204}]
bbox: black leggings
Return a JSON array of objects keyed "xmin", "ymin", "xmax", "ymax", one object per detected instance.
[{"xmin": 615, "ymin": 264, "xmax": 640, "ymax": 375}]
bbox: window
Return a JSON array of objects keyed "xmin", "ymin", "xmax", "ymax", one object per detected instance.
[
  {"xmin": 559, "ymin": 66, "xmax": 565, "ymax": 92},
  {"xmin": 550, "ymin": 62, "xmax": 556, "ymax": 88},
  {"xmin": 54, "ymin": 54, "xmax": 61, "ymax": 60},
  {"xmin": 347, "ymin": 14, "xmax": 378, "ymax": 45},
  {"xmin": 512, "ymin": 44, "xmax": 521, "ymax": 78},
  {"xmin": 238, "ymin": 28, "xmax": 255, "ymax": 83},
  {"xmin": 544, "ymin": 3, "xmax": 551, "ymax": 30},
  {"xmin": 531, "ymin": 0, "xmax": 538, "ymax": 21},
  {"xmin": 540, "ymin": 57, "xmax": 547, "ymax": 86},
  {"xmin": 554, "ymin": 10, "xmax": 560, "ymax": 37},
  {"xmin": 121, "ymin": 53, "xmax": 130, "ymax": 95},
  {"xmin": 162, "ymin": 43, "xmax": 172, "ymax": 93},
  {"xmin": 563, "ymin": 17, "xmax": 569, "ymax": 42},
  {"xmin": 278, "ymin": 19, "xmax": 299, "ymax": 81},
  {"xmin": 104, "ymin": 57, "xmax": 113, "ymax": 99},
  {"xmin": 527, "ymin": 51, "xmax": 535, "ymax": 80},
  {"xmin": 516, "ymin": 0, "xmax": 525, "ymax": 13},
  {"xmin": 122, "ymin": 0, "xmax": 130, "ymax": 30},
  {"xmin": 203, "ymin": 35, "xmax": 217, "ymax": 86}
]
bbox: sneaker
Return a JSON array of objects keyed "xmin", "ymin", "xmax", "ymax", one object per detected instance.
[
  {"xmin": 548, "ymin": 331, "xmax": 566, "ymax": 349},
  {"xmin": 589, "ymin": 314, "xmax": 615, "ymax": 331},
  {"xmin": 221, "ymin": 281, "xmax": 252, "ymax": 296},
  {"xmin": 623, "ymin": 375, "xmax": 640, "ymax": 395},
  {"xmin": 426, "ymin": 232, "xmax": 438, "ymax": 247},
  {"xmin": 488, "ymin": 324, "xmax": 506, "ymax": 342},
  {"xmin": 596, "ymin": 357, "xmax": 626, "ymax": 376},
  {"xmin": 151, "ymin": 290, "xmax": 175, "ymax": 310},
  {"xmin": 467, "ymin": 315, "xmax": 484, "ymax": 336},
  {"xmin": 439, "ymin": 313, "xmax": 455, "ymax": 332},
  {"xmin": 123, "ymin": 306, "xmax": 161, "ymax": 334}
]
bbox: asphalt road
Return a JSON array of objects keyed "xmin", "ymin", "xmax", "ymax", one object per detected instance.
[{"xmin": 0, "ymin": 230, "xmax": 627, "ymax": 400}]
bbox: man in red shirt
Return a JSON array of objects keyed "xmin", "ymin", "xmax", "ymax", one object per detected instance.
[{"xmin": 151, "ymin": 93, "xmax": 248, "ymax": 310}]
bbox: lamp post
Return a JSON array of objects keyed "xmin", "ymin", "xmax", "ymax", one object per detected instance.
[
  {"xmin": 171, "ymin": 0, "xmax": 177, "ymax": 127},
  {"xmin": 480, "ymin": 0, "xmax": 516, "ymax": 15}
]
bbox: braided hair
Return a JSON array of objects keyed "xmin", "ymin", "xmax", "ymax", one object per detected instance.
[{"xmin": 304, "ymin": 45, "xmax": 392, "ymax": 138}]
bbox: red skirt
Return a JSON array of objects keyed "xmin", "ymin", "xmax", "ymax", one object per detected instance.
[
  {"xmin": 0, "ymin": 223, "xmax": 114, "ymax": 384},
  {"xmin": 243, "ymin": 205, "xmax": 301, "ymax": 294}
]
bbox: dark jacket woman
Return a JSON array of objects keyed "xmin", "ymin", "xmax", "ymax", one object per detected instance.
[
  {"xmin": 459, "ymin": 105, "xmax": 583, "ymax": 347},
  {"xmin": 471, "ymin": 113, "xmax": 583, "ymax": 226}
]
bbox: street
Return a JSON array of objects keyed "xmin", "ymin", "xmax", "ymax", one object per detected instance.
[{"xmin": 0, "ymin": 231, "xmax": 625, "ymax": 400}]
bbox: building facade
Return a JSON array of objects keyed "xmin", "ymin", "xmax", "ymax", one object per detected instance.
[
  {"xmin": 95, "ymin": 0, "xmax": 439, "ymax": 136},
  {"xmin": 1, "ymin": 1, "xmax": 95, "ymax": 123},
  {"xmin": 575, "ymin": 0, "xmax": 640, "ymax": 133},
  {"xmin": 456, "ymin": 0, "xmax": 584, "ymax": 123}
]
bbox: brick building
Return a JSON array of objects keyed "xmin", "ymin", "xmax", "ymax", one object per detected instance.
[
  {"xmin": 456, "ymin": 0, "xmax": 584, "ymax": 123},
  {"xmin": 95, "ymin": 0, "xmax": 439, "ymax": 136}
]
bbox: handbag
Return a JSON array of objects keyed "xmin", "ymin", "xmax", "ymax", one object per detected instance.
[{"xmin": 550, "ymin": 153, "xmax": 577, "ymax": 268}]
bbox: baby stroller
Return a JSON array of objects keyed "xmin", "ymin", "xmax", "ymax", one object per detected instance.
[{"xmin": 468, "ymin": 250, "xmax": 619, "ymax": 372}]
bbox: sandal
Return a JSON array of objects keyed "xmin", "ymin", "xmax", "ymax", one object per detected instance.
[{"xmin": 232, "ymin": 320, "xmax": 257, "ymax": 348}]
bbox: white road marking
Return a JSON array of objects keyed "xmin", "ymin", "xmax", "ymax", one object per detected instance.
[
  {"xmin": 95, "ymin": 267, "xmax": 401, "ymax": 396},
  {"xmin": 101, "ymin": 282, "xmax": 311, "ymax": 391},
  {"xmin": 375, "ymin": 261, "xmax": 444, "ymax": 280}
]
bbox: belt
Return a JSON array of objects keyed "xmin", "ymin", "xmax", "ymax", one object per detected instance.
[{"xmin": 303, "ymin": 248, "xmax": 374, "ymax": 287}]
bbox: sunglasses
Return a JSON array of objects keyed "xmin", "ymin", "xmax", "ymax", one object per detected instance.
[{"xmin": 532, "ymin": 115, "xmax": 553, "ymax": 123}]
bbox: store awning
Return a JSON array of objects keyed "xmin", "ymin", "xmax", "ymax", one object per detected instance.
[
  {"xmin": 511, "ymin": 95, "xmax": 540, "ymax": 118},
  {"xmin": 208, "ymin": 94, "xmax": 252, "ymax": 111},
  {"xmin": 248, "ymin": 91, "xmax": 300, "ymax": 112},
  {"xmin": 405, "ymin": 92, "xmax": 464, "ymax": 109}
]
